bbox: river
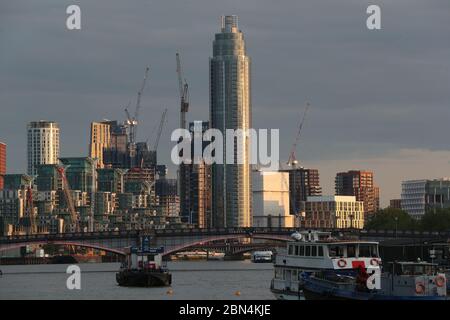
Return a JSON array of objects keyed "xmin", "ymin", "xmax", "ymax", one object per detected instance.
[{"xmin": 0, "ymin": 260, "xmax": 275, "ymax": 300}]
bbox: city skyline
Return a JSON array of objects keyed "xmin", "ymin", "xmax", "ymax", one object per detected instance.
[{"xmin": 1, "ymin": 1, "xmax": 450, "ymax": 206}]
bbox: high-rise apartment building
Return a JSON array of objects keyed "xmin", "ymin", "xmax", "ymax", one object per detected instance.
[
  {"xmin": 335, "ymin": 170, "xmax": 380, "ymax": 217},
  {"xmin": 89, "ymin": 121, "xmax": 112, "ymax": 168},
  {"xmin": 281, "ymin": 167, "xmax": 322, "ymax": 215},
  {"xmin": 210, "ymin": 15, "xmax": 252, "ymax": 227},
  {"xmin": 180, "ymin": 121, "xmax": 212, "ymax": 227},
  {"xmin": 401, "ymin": 178, "xmax": 450, "ymax": 218},
  {"xmin": 27, "ymin": 121, "xmax": 60, "ymax": 176},
  {"xmin": 0, "ymin": 142, "xmax": 6, "ymax": 190}
]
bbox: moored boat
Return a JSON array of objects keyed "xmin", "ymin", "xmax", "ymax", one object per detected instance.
[
  {"xmin": 116, "ymin": 246, "xmax": 171, "ymax": 287},
  {"xmin": 251, "ymin": 251, "xmax": 273, "ymax": 263},
  {"xmin": 270, "ymin": 230, "xmax": 381, "ymax": 300}
]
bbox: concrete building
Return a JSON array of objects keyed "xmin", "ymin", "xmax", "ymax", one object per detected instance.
[
  {"xmin": 401, "ymin": 178, "xmax": 450, "ymax": 218},
  {"xmin": 301, "ymin": 196, "xmax": 364, "ymax": 229},
  {"xmin": 210, "ymin": 15, "xmax": 252, "ymax": 227},
  {"xmin": 27, "ymin": 121, "xmax": 60, "ymax": 176},
  {"xmin": 252, "ymin": 170, "xmax": 293, "ymax": 228},
  {"xmin": 335, "ymin": 170, "xmax": 380, "ymax": 217},
  {"xmin": 281, "ymin": 166, "xmax": 321, "ymax": 215},
  {"xmin": 0, "ymin": 142, "xmax": 6, "ymax": 190},
  {"xmin": 97, "ymin": 168, "xmax": 125, "ymax": 193}
]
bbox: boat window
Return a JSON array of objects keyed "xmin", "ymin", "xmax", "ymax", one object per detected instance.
[
  {"xmin": 328, "ymin": 245, "xmax": 345, "ymax": 258},
  {"xmin": 294, "ymin": 245, "xmax": 299, "ymax": 255},
  {"xmin": 347, "ymin": 245, "xmax": 356, "ymax": 258},
  {"xmin": 288, "ymin": 245, "xmax": 293, "ymax": 255},
  {"xmin": 275, "ymin": 268, "xmax": 283, "ymax": 279},
  {"xmin": 292, "ymin": 270, "xmax": 298, "ymax": 278},
  {"xmin": 299, "ymin": 246, "xmax": 305, "ymax": 256},
  {"xmin": 305, "ymin": 246, "xmax": 311, "ymax": 256},
  {"xmin": 359, "ymin": 244, "xmax": 379, "ymax": 258},
  {"xmin": 312, "ymin": 246, "xmax": 317, "ymax": 257},
  {"xmin": 318, "ymin": 246, "xmax": 324, "ymax": 257}
]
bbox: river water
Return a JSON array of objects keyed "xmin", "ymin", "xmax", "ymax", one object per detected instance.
[{"xmin": 0, "ymin": 260, "xmax": 275, "ymax": 300}]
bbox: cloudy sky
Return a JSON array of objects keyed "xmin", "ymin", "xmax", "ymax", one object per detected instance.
[{"xmin": 1, "ymin": 0, "xmax": 449, "ymax": 206}]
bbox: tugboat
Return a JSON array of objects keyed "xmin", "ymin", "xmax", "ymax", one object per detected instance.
[
  {"xmin": 116, "ymin": 246, "xmax": 172, "ymax": 287},
  {"xmin": 270, "ymin": 230, "xmax": 382, "ymax": 300}
]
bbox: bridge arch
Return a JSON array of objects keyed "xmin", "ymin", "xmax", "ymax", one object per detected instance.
[{"xmin": 162, "ymin": 233, "xmax": 290, "ymax": 256}]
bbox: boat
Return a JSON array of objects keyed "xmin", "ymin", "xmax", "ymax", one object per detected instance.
[
  {"xmin": 270, "ymin": 230, "xmax": 382, "ymax": 300},
  {"xmin": 251, "ymin": 251, "xmax": 273, "ymax": 263},
  {"xmin": 116, "ymin": 246, "xmax": 171, "ymax": 287},
  {"xmin": 302, "ymin": 261, "xmax": 447, "ymax": 300}
]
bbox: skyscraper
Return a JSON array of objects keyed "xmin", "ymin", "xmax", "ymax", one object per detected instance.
[
  {"xmin": 335, "ymin": 170, "xmax": 380, "ymax": 217},
  {"xmin": 210, "ymin": 15, "xmax": 252, "ymax": 227},
  {"xmin": 0, "ymin": 142, "xmax": 6, "ymax": 190},
  {"xmin": 27, "ymin": 121, "xmax": 60, "ymax": 176}
]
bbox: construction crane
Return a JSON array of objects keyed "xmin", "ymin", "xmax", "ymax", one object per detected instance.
[
  {"xmin": 153, "ymin": 108, "xmax": 168, "ymax": 151},
  {"xmin": 287, "ymin": 102, "xmax": 310, "ymax": 167},
  {"xmin": 56, "ymin": 166, "xmax": 80, "ymax": 233},
  {"xmin": 176, "ymin": 52, "xmax": 189, "ymax": 129},
  {"xmin": 125, "ymin": 66, "xmax": 150, "ymax": 145}
]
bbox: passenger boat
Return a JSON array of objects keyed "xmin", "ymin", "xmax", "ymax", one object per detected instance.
[
  {"xmin": 302, "ymin": 261, "xmax": 447, "ymax": 300},
  {"xmin": 251, "ymin": 251, "xmax": 273, "ymax": 263},
  {"xmin": 270, "ymin": 230, "xmax": 381, "ymax": 300},
  {"xmin": 116, "ymin": 246, "xmax": 172, "ymax": 287}
]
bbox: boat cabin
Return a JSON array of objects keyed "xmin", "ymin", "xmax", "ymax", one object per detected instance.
[{"xmin": 123, "ymin": 246, "xmax": 166, "ymax": 271}]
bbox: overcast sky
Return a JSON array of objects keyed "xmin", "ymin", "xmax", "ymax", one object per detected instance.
[{"xmin": 1, "ymin": 0, "xmax": 450, "ymax": 206}]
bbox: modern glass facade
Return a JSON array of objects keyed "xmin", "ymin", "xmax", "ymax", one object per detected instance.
[{"xmin": 210, "ymin": 15, "xmax": 251, "ymax": 227}]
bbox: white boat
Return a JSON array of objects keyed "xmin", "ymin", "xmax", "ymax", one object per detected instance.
[
  {"xmin": 251, "ymin": 251, "xmax": 273, "ymax": 263},
  {"xmin": 270, "ymin": 230, "xmax": 381, "ymax": 300}
]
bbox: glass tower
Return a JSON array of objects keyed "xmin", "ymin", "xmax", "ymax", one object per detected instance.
[{"xmin": 210, "ymin": 15, "xmax": 252, "ymax": 227}]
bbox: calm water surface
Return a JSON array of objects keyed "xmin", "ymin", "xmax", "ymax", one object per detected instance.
[{"xmin": 0, "ymin": 260, "xmax": 275, "ymax": 300}]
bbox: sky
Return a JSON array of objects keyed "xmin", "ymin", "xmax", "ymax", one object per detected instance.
[{"xmin": 1, "ymin": 0, "xmax": 450, "ymax": 207}]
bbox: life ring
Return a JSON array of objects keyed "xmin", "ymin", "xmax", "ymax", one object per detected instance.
[
  {"xmin": 370, "ymin": 258, "xmax": 379, "ymax": 266},
  {"xmin": 337, "ymin": 259, "xmax": 347, "ymax": 268},
  {"xmin": 415, "ymin": 282, "xmax": 425, "ymax": 294},
  {"xmin": 435, "ymin": 275, "xmax": 446, "ymax": 287}
]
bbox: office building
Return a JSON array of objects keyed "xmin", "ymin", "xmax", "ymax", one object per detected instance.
[
  {"xmin": 401, "ymin": 178, "xmax": 450, "ymax": 218},
  {"xmin": 210, "ymin": 15, "xmax": 252, "ymax": 227},
  {"xmin": 301, "ymin": 195, "xmax": 364, "ymax": 229},
  {"xmin": 27, "ymin": 121, "xmax": 60, "ymax": 176}
]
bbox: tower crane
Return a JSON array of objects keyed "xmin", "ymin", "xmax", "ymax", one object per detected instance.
[
  {"xmin": 125, "ymin": 66, "xmax": 150, "ymax": 145},
  {"xmin": 56, "ymin": 166, "xmax": 80, "ymax": 233},
  {"xmin": 153, "ymin": 108, "xmax": 168, "ymax": 152},
  {"xmin": 176, "ymin": 52, "xmax": 189, "ymax": 129},
  {"xmin": 287, "ymin": 102, "xmax": 310, "ymax": 168}
]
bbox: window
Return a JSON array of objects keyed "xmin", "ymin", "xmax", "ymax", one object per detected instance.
[
  {"xmin": 294, "ymin": 245, "xmax": 299, "ymax": 256},
  {"xmin": 311, "ymin": 246, "xmax": 317, "ymax": 257},
  {"xmin": 288, "ymin": 245, "xmax": 293, "ymax": 255},
  {"xmin": 299, "ymin": 246, "xmax": 304, "ymax": 256},
  {"xmin": 328, "ymin": 245, "xmax": 345, "ymax": 257},
  {"xmin": 347, "ymin": 245, "xmax": 356, "ymax": 258},
  {"xmin": 318, "ymin": 246, "xmax": 324, "ymax": 257},
  {"xmin": 305, "ymin": 246, "xmax": 311, "ymax": 256}
]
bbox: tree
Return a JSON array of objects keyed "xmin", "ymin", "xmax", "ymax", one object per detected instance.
[
  {"xmin": 420, "ymin": 208, "xmax": 450, "ymax": 231},
  {"xmin": 365, "ymin": 208, "xmax": 417, "ymax": 230}
]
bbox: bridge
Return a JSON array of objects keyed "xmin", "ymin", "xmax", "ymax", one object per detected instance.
[{"xmin": 0, "ymin": 228, "xmax": 449, "ymax": 258}]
